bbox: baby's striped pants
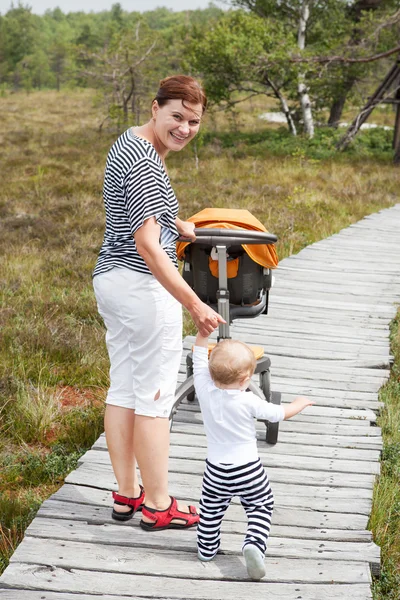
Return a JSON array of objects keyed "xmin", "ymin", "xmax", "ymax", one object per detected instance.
[{"xmin": 197, "ymin": 457, "xmax": 274, "ymax": 559}]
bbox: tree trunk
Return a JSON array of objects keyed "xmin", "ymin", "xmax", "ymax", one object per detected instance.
[
  {"xmin": 328, "ymin": 94, "xmax": 348, "ymax": 128},
  {"xmin": 297, "ymin": 1, "xmax": 314, "ymax": 138},
  {"xmin": 264, "ymin": 73, "xmax": 297, "ymax": 136},
  {"xmin": 336, "ymin": 63, "xmax": 400, "ymax": 151}
]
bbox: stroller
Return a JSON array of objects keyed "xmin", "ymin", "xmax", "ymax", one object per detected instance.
[{"xmin": 170, "ymin": 208, "xmax": 282, "ymax": 445}]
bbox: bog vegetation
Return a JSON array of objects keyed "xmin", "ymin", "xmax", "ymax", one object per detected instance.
[{"xmin": 0, "ymin": 1, "xmax": 399, "ymax": 598}]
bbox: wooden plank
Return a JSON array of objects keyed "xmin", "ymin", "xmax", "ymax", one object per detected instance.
[
  {"xmin": 275, "ymin": 268, "xmax": 400, "ymax": 285},
  {"xmin": 23, "ymin": 518, "xmax": 380, "ymax": 568},
  {"xmin": 64, "ymin": 464, "xmax": 375, "ymax": 510},
  {"xmin": 293, "ymin": 248, "xmax": 400, "ymax": 265},
  {"xmin": 269, "ymin": 294, "xmax": 396, "ymax": 317},
  {"xmin": 269, "ymin": 377, "xmax": 385, "ymax": 394},
  {"xmin": 66, "ymin": 460, "xmax": 377, "ymax": 494},
  {"xmin": 169, "ymin": 434, "xmax": 381, "ymax": 462},
  {"xmin": 36, "ymin": 501, "xmax": 372, "ymax": 542},
  {"xmin": 183, "ymin": 340, "xmax": 391, "ymax": 371},
  {"xmin": 314, "ymin": 233, "xmax": 400, "ymax": 247},
  {"xmin": 267, "ymin": 382, "xmax": 380, "ymax": 402},
  {"xmin": 275, "ymin": 270, "xmax": 400, "ymax": 288},
  {"xmin": 248, "ymin": 304, "xmax": 392, "ymax": 323},
  {"xmin": 173, "ymin": 405, "xmax": 376, "ymax": 426},
  {"xmin": 94, "ymin": 434, "xmax": 382, "ymax": 461},
  {"xmin": 9, "ymin": 537, "xmax": 372, "ymax": 584},
  {"xmin": 272, "ymin": 287, "xmax": 400, "ymax": 305},
  {"xmin": 180, "ymin": 357, "xmax": 387, "ymax": 394},
  {"xmin": 232, "ymin": 320, "xmax": 390, "ymax": 345},
  {"xmin": 232, "ymin": 322, "xmax": 390, "ymax": 341},
  {"xmin": 80, "ymin": 447, "xmax": 380, "ymax": 479},
  {"xmin": 179, "ymin": 365, "xmax": 385, "ymax": 396},
  {"xmin": 183, "ymin": 344, "xmax": 392, "ymax": 373},
  {"xmin": 174, "ymin": 387, "xmax": 383, "ymax": 411},
  {"xmin": 227, "ymin": 329, "xmax": 391, "ymax": 358},
  {"xmin": 257, "ymin": 419, "xmax": 382, "ymax": 438},
  {"xmin": 273, "ymin": 277, "xmax": 400, "ymax": 296},
  {"xmin": 176, "ymin": 400, "xmax": 378, "ymax": 423},
  {"xmin": 296, "ymin": 256, "xmax": 400, "ymax": 272},
  {"xmin": 77, "ymin": 450, "xmax": 377, "ymax": 489},
  {"xmin": 0, "ymin": 564, "xmax": 375, "ymax": 600},
  {"xmin": 298, "ymin": 246, "xmax": 400, "ymax": 262},
  {"xmin": 280, "ymin": 257, "xmax": 400, "ymax": 276},
  {"xmin": 173, "ymin": 410, "xmax": 383, "ymax": 436},
  {"xmin": 170, "ymin": 422, "xmax": 383, "ymax": 450},
  {"xmin": 186, "ymin": 335, "xmax": 391, "ymax": 362},
  {"xmin": 52, "ymin": 485, "xmax": 370, "ymax": 530}
]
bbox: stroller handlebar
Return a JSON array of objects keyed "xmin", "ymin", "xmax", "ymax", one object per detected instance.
[{"xmin": 179, "ymin": 228, "xmax": 278, "ymax": 246}]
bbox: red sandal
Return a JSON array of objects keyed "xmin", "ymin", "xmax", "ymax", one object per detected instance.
[
  {"xmin": 140, "ymin": 496, "xmax": 200, "ymax": 531},
  {"xmin": 112, "ymin": 485, "xmax": 145, "ymax": 522}
]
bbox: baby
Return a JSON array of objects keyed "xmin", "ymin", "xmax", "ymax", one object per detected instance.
[{"xmin": 193, "ymin": 332, "xmax": 315, "ymax": 580}]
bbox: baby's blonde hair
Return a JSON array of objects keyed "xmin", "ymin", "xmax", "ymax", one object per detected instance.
[{"xmin": 209, "ymin": 339, "xmax": 256, "ymax": 386}]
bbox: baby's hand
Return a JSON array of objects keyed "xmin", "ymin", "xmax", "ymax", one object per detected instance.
[
  {"xmin": 294, "ymin": 396, "xmax": 315, "ymax": 410},
  {"xmin": 284, "ymin": 395, "xmax": 315, "ymax": 420}
]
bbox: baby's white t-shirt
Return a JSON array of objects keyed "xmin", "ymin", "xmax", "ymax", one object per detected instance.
[{"xmin": 193, "ymin": 346, "xmax": 285, "ymax": 465}]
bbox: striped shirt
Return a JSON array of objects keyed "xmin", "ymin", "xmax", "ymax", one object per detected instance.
[{"xmin": 93, "ymin": 128, "xmax": 179, "ymax": 278}]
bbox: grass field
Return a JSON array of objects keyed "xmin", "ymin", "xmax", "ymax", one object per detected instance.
[{"xmin": 0, "ymin": 89, "xmax": 399, "ymax": 595}]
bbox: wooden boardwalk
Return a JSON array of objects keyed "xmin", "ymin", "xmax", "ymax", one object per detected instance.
[{"xmin": 1, "ymin": 205, "xmax": 400, "ymax": 600}]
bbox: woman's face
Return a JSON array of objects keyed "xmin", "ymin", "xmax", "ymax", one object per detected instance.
[{"xmin": 152, "ymin": 99, "xmax": 202, "ymax": 154}]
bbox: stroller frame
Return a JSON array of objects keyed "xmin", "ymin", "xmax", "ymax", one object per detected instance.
[{"xmin": 170, "ymin": 228, "xmax": 282, "ymax": 445}]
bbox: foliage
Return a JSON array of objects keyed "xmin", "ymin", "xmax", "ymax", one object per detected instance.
[
  {"xmin": 186, "ymin": 10, "xmax": 297, "ymax": 105},
  {"xmin": 0, "ymin": 3, "xmax": 224, "ymax": 94},
  {"xmin": 79, "ymin": 20, "xmax": 165, "ymax": 128},
  {"xmin": 188, "ymin": 0, "xmax": 400, "ymax": 130},
  {"xmin": 370, "ymin": 311, "xmax": 400, "ymax": 599},
  {"xmin": 200, "ymin": 123, "xmax": 394, "ymax": 160},
  {"xmin": 0, "ymin": 490, "xmax": 43, "ymax": 573}
]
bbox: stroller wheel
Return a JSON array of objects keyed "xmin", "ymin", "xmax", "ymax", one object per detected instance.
[
  {"xmin": 266, "ymin": 391, "xmax": 281, "ymax": 445},
  {"xmin": 187, "ymin": 391, "xmax": 196, "ymax": 402}
]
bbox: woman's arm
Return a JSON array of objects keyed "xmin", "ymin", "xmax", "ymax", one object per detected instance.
[{"xmin": 134, "ymin": 217, "xmax": 224, "ymax": 336}]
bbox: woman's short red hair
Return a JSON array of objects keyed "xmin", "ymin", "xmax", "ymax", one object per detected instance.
[{"xmin": 154, "ymin": 75, "xmax": 207, "ymax": 114}]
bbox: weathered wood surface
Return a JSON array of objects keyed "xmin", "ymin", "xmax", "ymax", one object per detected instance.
[{"xmin": 2, "ymin": 204, "xmax": 400, "ymax": 599}]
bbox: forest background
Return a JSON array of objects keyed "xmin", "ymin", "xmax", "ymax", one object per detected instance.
[{"xmin": 0, "ymin": 1, "xmax": 399, "ymax": 599}]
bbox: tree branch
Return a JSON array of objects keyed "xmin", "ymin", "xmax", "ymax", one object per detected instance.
[{"xmin": 290, "ymin": 44, "xmax": 400, "ymax": 65}]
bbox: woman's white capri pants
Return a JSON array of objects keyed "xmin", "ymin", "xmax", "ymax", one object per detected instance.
[{"xmin": 93, "ymin": 267, "xmax": 183, "ymax": 418}]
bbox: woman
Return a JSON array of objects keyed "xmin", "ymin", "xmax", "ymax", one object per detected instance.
[{"xmin": 93, "ymin": 75, "xmax": 224, "ymax": 531}]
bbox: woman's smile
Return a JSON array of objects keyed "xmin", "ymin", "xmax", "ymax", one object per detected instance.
[{"xmin": 170, "ymin": 130, "xmax": 189, "ymax": 142}]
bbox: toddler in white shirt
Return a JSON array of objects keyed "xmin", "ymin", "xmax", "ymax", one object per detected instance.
[{"xmin": 193, "ymin": 332, "xmax": 314, "ymax": 580}]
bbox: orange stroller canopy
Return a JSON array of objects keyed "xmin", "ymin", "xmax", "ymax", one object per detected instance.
[{"xmin": 176, "ymin": 208, "xmax": 278, "ymax": 269}]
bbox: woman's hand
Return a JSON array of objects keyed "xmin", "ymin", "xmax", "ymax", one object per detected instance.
[
  {"xmin": 176, "ymin": 218, "xmax": 196, "ymax": 242},
  {"xmin": 189, "ymin": 301, "xmax": 226, "ymax": 337}
]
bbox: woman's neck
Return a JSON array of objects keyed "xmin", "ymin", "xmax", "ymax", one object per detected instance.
[{"xmin": 132, "ymin": 122, "xmax": 169, "ymax": 163}]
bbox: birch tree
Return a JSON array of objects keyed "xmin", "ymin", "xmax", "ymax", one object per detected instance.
[{"xmin": 297, "ymin": 1, "xmax": 314, "ymax": 137}]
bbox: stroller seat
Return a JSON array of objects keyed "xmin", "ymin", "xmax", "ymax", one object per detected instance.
[
  {"xmin": 182, "ymin": 241, "xmax": 274, "ymax": 322},
  {"xmin": 177, "ymin": 208, "xmax": 278, "ymax": 324}
]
